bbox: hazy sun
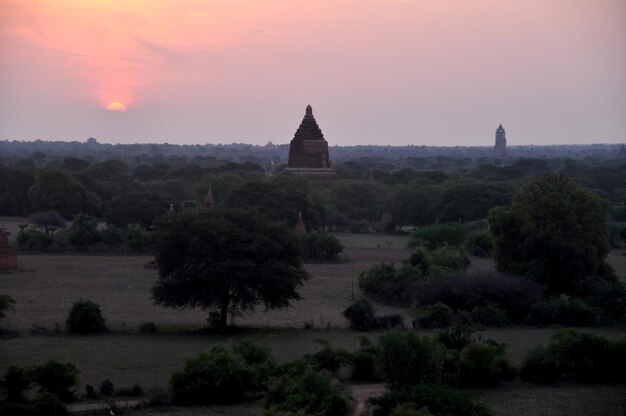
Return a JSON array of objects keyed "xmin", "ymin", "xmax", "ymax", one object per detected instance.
[{"xmin": 106, "ymin": 101, "xmax": 127, "ymax": 111}]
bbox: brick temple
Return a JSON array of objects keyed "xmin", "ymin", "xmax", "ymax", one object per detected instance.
[
  {"xmin": 0, "ymin": 226, "xmax": 18, "ymax": 272},
  {"xmin": 492, "ymin": 124, "xmax": 507, "ymax": 158},
  {"xmin": 286, "ymin": 105, "xmax": 337, "ymax": 188}
]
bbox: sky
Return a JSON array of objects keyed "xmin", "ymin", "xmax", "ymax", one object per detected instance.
[{"xmin": 0, "ymin": 0, "xmax": 625, "ymax": 146}]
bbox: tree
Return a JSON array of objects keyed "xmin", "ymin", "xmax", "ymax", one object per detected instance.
[
  {"xmin": 0, "ymin": 294, "xmax": 15, "ymax": 320},
  {"xmin": 152, "ymin": 209, "xmax": 308, "ymax": 329},
  {"xmin": 104, "ymin": 191, "xmax": 173, "ymax": 229},
  {"xmin": 489, "ymin": 173, "xmax": 611, "ymax": 295},
  {"xmin": 28, "ymin": 168, "xmax": 91, "ymax": 218},
  {"xmin": 389, "ymin": 184, "xmax": 437, "ymax": 226},
  {"xmin": 29, "ymin": 210, "xmax": 66, "ymax": 234},
  {"xmin": 437, "ymin": 181, "xmax": 514, "ymax": 222},
  {"xmin": 68, "ymin": 214, "xmax": 100, "ymax": 249},
  {"xmin": 327, "ymin": 180, "xmax": 388, "ymax": 221}
]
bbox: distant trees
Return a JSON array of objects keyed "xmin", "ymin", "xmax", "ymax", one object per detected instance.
[
  {"xmin": 28, "ymin": 168, "xmax": 100, "ymax": 218},
  {"xmin": 104, "ymin": 191, "xmax": 173, "ymax": 229},
  {"xmin": 489, "ymin": 173, "xmax": 611, "ymax": 295},
  {"xmin": 327, "ymin": 180, "xmax": 388, "ymax": 222},
  {"xmin": 437, "ymin": 181, "xmax": 514, "ymax": 222},
  {"xmin": 0, "ymin": 166, "xmax": 34, "ymax": 215},
  {"xmin": 152, "ymin": 209, "xmax": 308, "ymax": 329},
  {"xmin": 389, "ymin": 185, "xmax": 436, "ymax": 226}
]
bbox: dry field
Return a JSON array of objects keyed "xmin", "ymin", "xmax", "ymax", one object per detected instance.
[{"xmin": 1, "ymin": 231, "xmax": 626, "ymax": 416}]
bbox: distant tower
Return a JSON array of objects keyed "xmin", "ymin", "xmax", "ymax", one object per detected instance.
[
  {"xmin": 204, "ymin": 185, "xmax": 215, "ymax": 208},
  {"xmin": 492, "ymin": 124, "xmax": 507, "ymax": 158}
]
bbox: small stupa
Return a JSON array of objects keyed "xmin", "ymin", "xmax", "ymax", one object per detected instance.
[
  {"xmin": 0, "ymin": 226, "xmax": 18, "ymax": 272},
  {"xmin": 204, "ymin": 185, "xmax": 215, "ymax": 207},
  {"xmin": 286, "ymin": 105, "xmax": 338, "ymax": 188},
  {"xmin": 294, "ymin": 211, "xmax": 307, "ymax": 237}
]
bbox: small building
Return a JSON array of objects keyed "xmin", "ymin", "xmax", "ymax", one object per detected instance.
[
  {"xmin": 0, "ymin": 227, "xmax": 18, "ymax": 272},
  {"xmin": 286, "ymin": 105, "xmax": 338, "ymax": 189},
  {"xmin": 294, "ymin": 212, "xmax": 307, "ymax": 238},
  {"xmin": 492, "ymin": 124, "xmax": 507, "ymax": 158},
  {"xmin": 204, "ymin": 185, "xmax": 215, "ymax": 208}
]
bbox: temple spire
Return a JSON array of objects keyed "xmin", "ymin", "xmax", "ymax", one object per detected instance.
[
  {"xmin": 204, "ymin": 185, "xmax": 215, "ymax": 207},
  {"xmin": 306, "ymin": 105, "xmax": 313, "ymax": 116},
  {"xmin": 294, "ymin": 211, "xmax": 307, "ymax": 237}
]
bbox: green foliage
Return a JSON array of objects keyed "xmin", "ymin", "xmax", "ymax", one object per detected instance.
[
  {"xmin": 467, "ymin": 230, "xmax": 492, "ymax": 257},
  {"xmin": 306, "ymin": 340, "xmax": 351, "ymax": 374},
  {"xmin": 16, "ymin": 227, "xmax": 54, "ymax": 252},
  {"xmin": 489, "ymin": 173, "xmax": 611, "ymax": 295},
  {"xmin": 105, "ymin": 191, "xmax": 173, "ymax": 229},
  {"xmin": 581, "ymin": 278, "xmax": 626, "ymax": 323},
  {"xmin": 359, "ymin": 263, "xmax": 419, "ymax": 304},
  {"xmin": 378, "ymin": 330, "xmax": 455, "ymax": 389},
  {"xmin": 612, "ymin": 206, "xmax": 626, "ymax": 221},
  {"xmin": 152, "ymin": 209, "xmax": 308, "ymax": 329},
  {"xmin": 459, "ymin": 341, "xmax": 511, "ymax": 387},
  {"xmin": 2, "ymin": 366, "xmax": 33, "ymax": 402},
  {"xmin": 170, "ymin": 346, "xmax": 260, "ymax": 404},
  {"xmin": 264, "ymin": 367, "xmax": 350, "ymax": 416},
  {"xmin": 65, "ymin": 299, "xmax": 106, "ymax": 334},
  {"xmin": 0, "ymin": 393, "xmax": 69, "ymax": 416},
  {"xmin": 350, "ymin": 337, "xmax": 381, "ymax": 382},
  {"xmin": 521, "ymin": 329, "xmax": 626, "ymax": 383},
  {"xmin": 67, "ymin": 214, "xmax": 100, "ymax": 249},
  {"xmin": 389, "ymin": 404, "xmax": 433, "ymax": 416},
  {"xmin": 192, "ymin": 172, "xmax": 245, "ymax": 205},
  {"xmin": 98, "ymin": 379, "xmax": 114, "ymax": 396},
  {"xmin": 34, "ymin": 361, "xmax": 79, "ymax": 402},
  {"xmin": 426, "ymin": 246, "xmax": 470, "ymax": 272},
  {"xmin": 437, "ymin": 181, "xmax": 514, "ymax": 222},
  {"xmin": 343, "ymin": 299, "xmax": 377, "ymax": 331},
  {"xmin": 28, "ymin": 168, "xmax": 96, "ymax": 218},
  {"xmin": 470, "ymin": 305, "xmax": 510, "ymax": 327},
  {"xmin": 303, "ymin": 231, "xmax": 344, "ymax": 260},
  {"xmin": 328, "ymin": 180, "xmax": 389, "ymax": 221},
  {"xmin": 0, "ymin": 294, "xmax": 15, "ymax": 320},
  {"xmin": 527, "ymin": 296, "xmax": 596, "ymax": 327},
  {"xmin": 0, "ymin": 166, "xmax": 34, "ymax": 215},
  {"xmin": 416, "ymin": 303, "xmax": 453, "ymax": 329},
  {"xmin": 408, "ymin": 223, "xmax": 468, "ymax": 250},
  {"xmin": 369, "ymin": 383, "xmax": 492, "ymax": 416},
  {"xmin": 389, "ymin": 184, "xmax": 437, "ymax": 226},
  {"xmin": 434, "ymin": 323, "xmax": 476, "ymax": 351}
]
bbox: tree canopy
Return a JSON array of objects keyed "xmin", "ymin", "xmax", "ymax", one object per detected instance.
[
  {"xmin": 152, "ymin": 209, "xmax": 308, "ymax": 329},
  {"xmin": 488, "ymin": 173, "xmax": 611, "ymax": 295}
]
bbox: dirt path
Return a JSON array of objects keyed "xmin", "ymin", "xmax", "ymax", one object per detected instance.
[
  {"xmin": 68, "ymin": 399, "xmax": 143, "ymax": 414},
  {"xmin": 350, "ymin": 383, "xmax": 386, "ymax": 416}
]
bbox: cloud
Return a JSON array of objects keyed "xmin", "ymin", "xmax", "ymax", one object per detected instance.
[{"xmin": 134, "ymin": 37, "xmax": 182, "ymax": 63}]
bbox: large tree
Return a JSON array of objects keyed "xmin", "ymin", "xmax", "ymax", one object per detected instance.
[
  {"xmin": 488, "ymin": 173, "xmax": 611, "ymax": 295},
  {"xmin": 152, "ymin": 209, "xmax": 308, "ymax": 329}
]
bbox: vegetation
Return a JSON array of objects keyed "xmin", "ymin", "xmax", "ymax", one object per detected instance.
[
  {"xmin": 303, "ymin": 230, "xmax": 344, "ymax": 260},
  {"xmin": 0, "ymin": 295, "xmax": 15, "ymax": 321},
  {"xmin": 65, "ymin": 299, "xmax": 106, "ymax": 334},
  {"xmin": 408, "ymin": 223, "xmax": 469, "ymax": 250},
  {"xmin": 34, "ymin": 361, "xmax": 79, "ymax": 402},
  {"xmin": 152, "ymin": 209, "xmax": 308, "ymax": 329},
  {"xmin": 343, "ymin": 299, "xmax": 404, "ymax": 331}
]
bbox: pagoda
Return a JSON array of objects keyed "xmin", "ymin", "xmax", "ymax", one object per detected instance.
[
  {"xmin": 204, "ymin": 185, "xmax": 215, "ymax": 207},
  {"xmin": 294, "ymin": 211, "xmax": 307, "ymax": 237},
  {"xmin": 491, "ymin": 124, "xmax": 507, "ymax": 158},
  {"xmin": 286, "ymin": 105, "xmax": 338, "ymax": 188},
  {"xmin": 0, "ymin": 226, "xmax": 18, "ymax": 272}
]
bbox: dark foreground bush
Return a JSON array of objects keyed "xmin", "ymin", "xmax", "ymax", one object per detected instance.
[
  {"xmin": 359, "ymin": 263, "xmax": 415, "ymax": 304},
  {"xmin": 170, "ymin": 346, "xmax": 260, "ymax": 404},
  {"xmin": 459, "ymin": 341, "xmax": 512, "ymax": 387},
  {"xmin": 581, "ymin": 278, "xmax": 626, "ymax": 324},
  {"xmin": 369, "ymin": 383, "xmax": 492, "ymax": 416},
  {"xmin": 34, "ymin": 361, "xmax": 79, "ymax": 402},
  {"xmin": 470, "ymin": 305, "xmax": 510, "ymax": 327},
  {"xmin": 415, "ymin": 303, "xmax": 453, "ymax": 329},
  {"xmin": 265, "ymin": 366, "xmax": 350, "ymax": 416},
  {"xmin": 2, "ymin": 366, "xmax": 32, "ymax": 402},
  {"xmin": 527, "ymin": 296, "xmax": 596, "ymax": 327},
  {"xmin": 467, "ymin": 230, "xmax": 493, "ymax": 257},
  {"xmin": 408, "ymin": 223, "xmax": 469, "ymax": 250},
  {"xmin": 521, "ymin": 329, "xmax": 626, "ymax": 383},
  {"xmin": 66, "ymin": 299, "xmax": 106, "ymax": 334},
  {"xmin": 410, "ymin": 272, "xmax": 543, "ymax": 321},
  {"xmin": 343, "ymin": 299, "xmax": 377, "ymax": 331}
]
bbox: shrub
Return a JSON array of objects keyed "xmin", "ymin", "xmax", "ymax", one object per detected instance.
[
  {"xmin": 434, "ymin": 324, "xmax": 476, "ymax": 351},
  {"xmin": 520, "ymin": 329, "xmax": 625, "ymax": 382},
  {"xmin": 390, "ymin": 404, "xmax": 433, "ymax": 416},
  {"xmin": 16, "ymin": 227, "xmax": 54, "ymax": 251},
  {"xmin": 0, "ymin": 294, "xmax": 15, "ymax": 320},
  {"xmin": 2, "ymin": 366, "xmax": 33, "ymax": 402},
  {"xmin": 467, "ymin": 231, "xmax": 492, "ymax": 257},
  {"xmin": 34, "ymin": 361, "xmax": 79, "ymax": 402},
  {"xmin": 307, "ymin": 340, "xmax": 351, "ymax": 374},
  {"xmin": 99, "ymin": 379, "xmax": 114, "ymax": 396},
  {"xmin": 410, "ymin": 272, "xmax": 542, "ymax": 322},
  {"xmin": 265, "ymin": 367, "xmax": 350, "ymax": 416},
  {"xmin": 581, "ymin": 278, "xmax": 626, "ymax": 324},
  {"xmin": 378, "ymin": 330, "xmax": 456, "ymax": 388},
  {"xmin": 343, "ymin": 299, "xmax": 377, "ymax": 331},
  {"xmin": 170, "ymin": 346, "xmax": 259, "ymax": 404},
  {"xmin": 376, "ymin": 314, "xmax": 404, "ymax": 329},
  {"xmin": 368, "ymin": 383, "xmax": 492, "ymax": 416},
  {"xmin": 459, "ymin": 341, "xmax": 511, "ymax": 387},
  {"xmin": 66, "ymin": 299, "xmax": 106, "ymax": 334},
  {"xmin": 232, "ymin": 340, "xmax": 274, "ymax": 366},
  {"xmin": 426, "ymin": 246, "xmax": 470, "ymax": 272},
  {"xmin": 408, "ymin": 223, "xmax": 469, "ymax": 250},
  {"xmin": 416, "ymin": 303, "xmax": 453, "ymax": 329},
  {"xmin": 139, "ymin": 322, "xmax": 157, "ymax": 334},
  {"xmin": 527, "ymin": 296, "xmax": 596, "ymax": 327},
  {"xmin": 359, "ymin": 263, "xmax": 415, "ymax": 303},
  {"xmin": 611, "ymin": 206, "xmax": 626, "ymax": 221},
  {"xmin": 303, "ymin": 231, "xmax": 344, "ymax": 260},
  {"xmin": 470, "ymin": 305, "xmax": 510, "ymax": 327}
]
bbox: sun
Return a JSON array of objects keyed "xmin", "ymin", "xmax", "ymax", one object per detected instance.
[{"xmin": 106, "ymin": 101, "xmax": 127, "ymax": 111}]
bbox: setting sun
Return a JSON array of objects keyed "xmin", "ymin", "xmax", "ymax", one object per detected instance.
[{"xmin": 106, "ymin": 102, "xmax": 127, "ymax": 111}]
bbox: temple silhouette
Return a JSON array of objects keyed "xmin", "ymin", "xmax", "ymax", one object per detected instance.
[
  {"xmin": 286, "ymin": 105, "xmax": 337, "ymax": 188},
  {"xmin": 492, "ymin": 124, "xmax": 507, "ymax": 158}
]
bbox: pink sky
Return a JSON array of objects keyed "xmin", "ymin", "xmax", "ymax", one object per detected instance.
[{"xmin": 1, "ymin": 0, "xmax": 625, "ymax": 146}]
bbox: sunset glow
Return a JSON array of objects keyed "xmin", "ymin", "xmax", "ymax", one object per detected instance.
[
  {"xmin": 0, "ymin": 0, "xmax": 624, "ymax": 144},
  {"xmin": 106, "ymin": 102, "xmax": 127, "ymax": 112}
]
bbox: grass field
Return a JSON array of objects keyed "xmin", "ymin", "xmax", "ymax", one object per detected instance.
[{"xmin": 1, "ymin": 231, "xmax": 625, "ymax": 415}]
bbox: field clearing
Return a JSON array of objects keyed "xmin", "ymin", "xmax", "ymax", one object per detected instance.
[{"xmin": 1, "ymin": 232, "xmax": 625, "ymax": 415}]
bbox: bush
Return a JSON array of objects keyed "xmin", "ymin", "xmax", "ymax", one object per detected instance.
[
  {"xmin": 2, "ymin": 366, "xmax": 33, "ymax": 402},
  {"xmin": 378, "ymin": 330, "xmax": 456, "ymax": 388},
  {"xmin": 34, "ymin": 361, "xmax": 79, "ymax": 402},
  {"xmin": 368, "ymin": 383, "xmax": 492, "ymax": 416},
  {"xmin": 408, "ymin": 223, "xmax": 469, "ymax": 250},
  {"xmin": 410, "ymin": 272, "xmax": 542, "ymax": 322},
  {"xmin": 390, "ymin": 404, "xmax": 433, "ymax": 416},
  {"xmin": 350, "ymin": 338, "xmax": 381, "ymax": 382},
  {"xmin": 426, "ymin": 246, "xmax": 470, "ymax": 272},
  {"xmin": 303, "ymin": 231, "xmax": 344, "ymax": 260},
  {"xmin": 527, "ymin": 296, "xmax": 596, "ymax": 327},
  {"xmin": 582, "ymin": 278, "xmax": 626, "ymax": 324},
  {"xmin": 98, "ymin": 379, "xmax": 114, "ymax": 396},
  {"xmin": 66, "ymin": 299, "xmax": 106, "ymax": 334},
  {"xmin": 470, "ymin": 305, "xmax": 510, "ymax": 327},
  {"xmin": 467, "ymin": 231, "xmax": 492, "ymax": 257},
  {"xmin": 434, "ymin": 323, "xmax": 476, "ymax": 351},
  {"xmin": 343, "ymin": 299, "xmax": 377, "ymax": 331},
  {"xmin": 170, "ymin": 346, "xmax": 260, "ymax": 404},
  {"xmin": 376, "ymin": 314, "xmax": 404, "ymax": 329},
  {"xmin": 520, "ymin": 329, "xmax": 625, "ymax": 382},
  {"xmin": 0, "ymin": 294, "xmax": 15, "ymax": 321},
  {"xmin": 307, "ymin": 340, "xmax": 351, "ymax": 374},
  {"xmin": 0, "ymin": 392, "xmax": 69, "ymax": 416},
  {"xmin": 359, "ymin": 263, "xmax": 415, "ymax": 304},
  {"xmin": 459, "ymin": 341, "xmax": 511, "ymax": 387},
  {"xmin": 265, "ymin": 367, "xmax": 350, "ymax": 416},
  {"xmin": 416, "ymin": 304, "xmax": 453, "ymax": 329}
]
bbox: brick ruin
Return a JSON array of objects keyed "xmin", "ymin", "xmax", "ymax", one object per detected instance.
[{"xmin": 0, "ymin": 226, "xmax": 18, "ymax": 272}]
